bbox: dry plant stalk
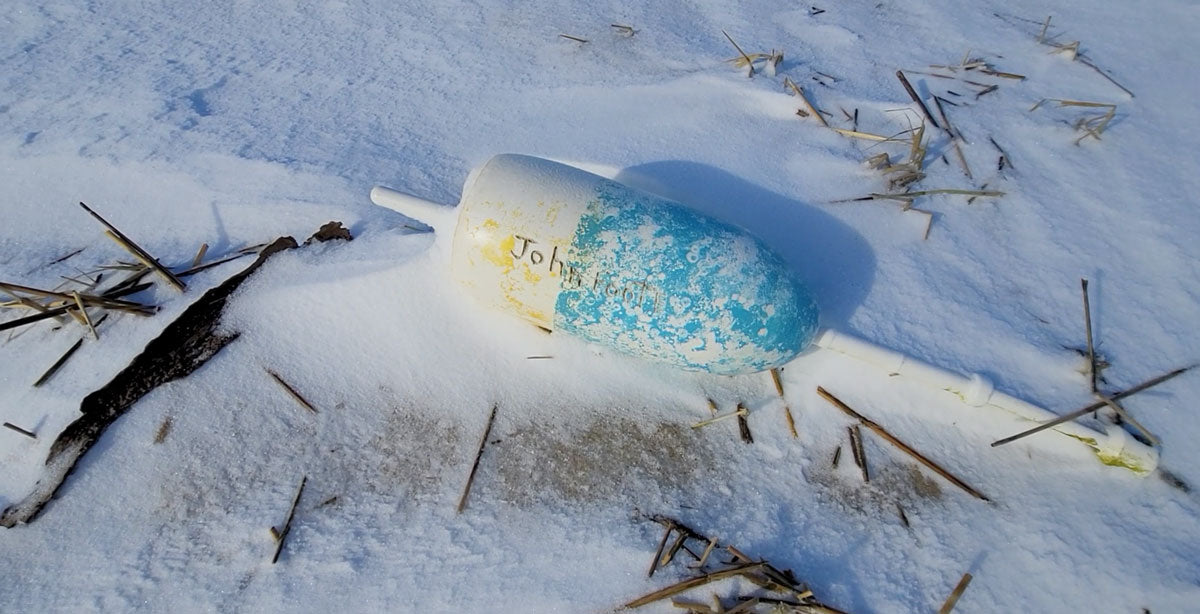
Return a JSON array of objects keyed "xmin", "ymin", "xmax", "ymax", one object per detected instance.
[
  {"xmin": 769, "ymin": 369, "xmax": 799, "ymax": 438},
  {"xmin": 832, "ymin": 128, "xmax": 893, "ymax": 142},
  {"xmin": 736, "ymin": 403, "xmax": 754, "ymax": 444},
  {"xmin": 692, "ymin": 406, "xmax": 747, "ymax": 429},
  {"xmin": 79, "ymin": 202, "xmax": 186, "ymax": 291},
  {"xmin": 721, "ymin": 30, "xmax": 755, "ymax": 77},
  {"xmin": 192, "ymin": 243, "xmax": 209, "ymax": 267},
  {"xmin": 611, "ymin": 24, "xmax": 636, "ymax": 37},
  {"xmin": 895, "ymin": 70, "xmax": 940, "ymax": 129},
  {"xmin": 3, "ymin": 422, "xmax": 37, "ymax": 439},
  {"xmin": 33, "ymin": 338, "xmax": 85, "ymax": 387},
  {"xmin": 648, "ymin": 521, "xmax": 674, "ymax": 577},
  {"xmin": 848, "ymin": 425, "xmax": 869, "ymax": 483},
  {"xmin": 1030, "ymin": 98, "xmax": 1117, "ymax": 144},
  {"xmin": 559, "ymin": 34, "xmax": 588, "ymax": 43},
  {"xmin": 938, "ymin": 572, "xmax": 974, "ymax": 613},
  {"xmin": 271, "ymin": 475, "xmax": 307, "ymax": 564},
  {"xmin": 1081, "ymin": 278, "xmax": 1098, "ymax": 392},
  {"xmin": 624, "ymin": 562, "xmax": 764, "ymax": 608},
  {"xmin": 457, "ymin": 404, "xmax": 499, "ymax": 513},
  {"xmin": 817, "ymin": 387, "xmax": 990, "ymax": 501},
  {"xmin": 71, "ymin": 292, "xmax": 99, "ymax": 340},
  {"xmin": 266, "ymin": 369, "xmax": 318, "ymax": 414},
  {"xmin": 784, "ymin": 78, "xmax": 828, "ymax": 127},
  {"xmin": 932, "ymin": 96, "xmax": 973, "ymax": 179}
]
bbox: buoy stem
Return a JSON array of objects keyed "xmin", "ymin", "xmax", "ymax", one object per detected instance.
[{"xmin": 370, "ymin": 185, "xmax": 457, "ymax": 231}]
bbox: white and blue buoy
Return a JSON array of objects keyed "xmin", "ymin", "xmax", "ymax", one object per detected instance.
[{"xmin": 372, "ymin": 153, "xmax": 820, "ymax": 375}]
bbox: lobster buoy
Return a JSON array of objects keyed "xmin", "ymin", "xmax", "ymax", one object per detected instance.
[{"xmin": 371, "ymin": 154, "xmax": 819, "ymax": 375}]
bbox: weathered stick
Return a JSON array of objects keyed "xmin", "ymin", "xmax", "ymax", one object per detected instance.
[
  {"xmin": 991, "ymin": 366, "xmax": 1192, "ymax": 447},
  {"xmin": 938, "ymin": 572, "xmax": 974, "ymax": 613},
  {"xmin": 267, "ymin": 369, "xmax": 318, "ymax": 414},
  {"xmin": 271, "ymin": 475, "xmax": 307, "ymax": 563},
  {"xmin": 80, "ymin": 202, "xmax": 186, "ymax": 291},
  {"xmin": 896, "ymin": 70, "xmax": 940, "ymax": 129},
  {"xmin": 457, "ymin": 404, "xmax": 498, "ymax": 513},
  {"xmin": 817, "ymin": 387, "xmax": 989, "ymax": 501}
]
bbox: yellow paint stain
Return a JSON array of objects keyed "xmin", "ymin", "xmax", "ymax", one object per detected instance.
[{"xmin": 477, "ymin": 219, "xmax": 516, "ymax": 271}]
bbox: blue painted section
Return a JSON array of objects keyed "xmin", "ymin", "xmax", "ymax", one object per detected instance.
[{"xmin": 553, "ymin": 180, "xmax": 819, "ymax": 375}]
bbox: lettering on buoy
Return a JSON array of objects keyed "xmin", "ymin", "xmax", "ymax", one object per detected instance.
[{"xmin": 510, "ymin": 233, "xmax": 663, "ymax": 314}]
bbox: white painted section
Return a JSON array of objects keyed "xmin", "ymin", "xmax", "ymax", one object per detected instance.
[{"xmin": 814, "ymin": 328, "xmax": 1158, "ymax": 473}]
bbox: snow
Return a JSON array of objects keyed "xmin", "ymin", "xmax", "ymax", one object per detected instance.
[{"xmin": 3, "ymin": 0, "xmax": 1200, "ymax": 612}]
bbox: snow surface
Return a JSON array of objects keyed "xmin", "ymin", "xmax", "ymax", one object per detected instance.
[{"xmin": 3, "ymin": 0, "xmax": 1200, "ymax": 611}]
